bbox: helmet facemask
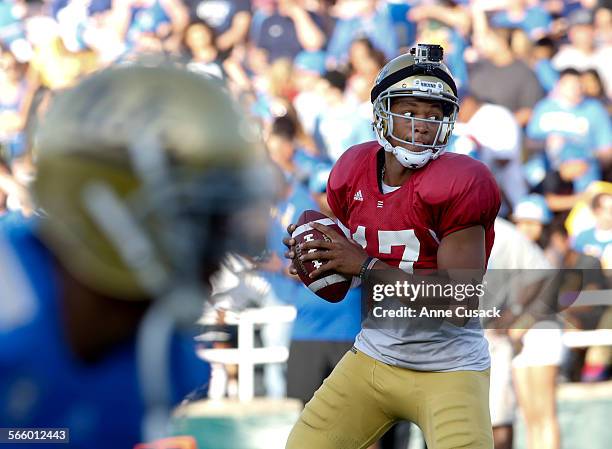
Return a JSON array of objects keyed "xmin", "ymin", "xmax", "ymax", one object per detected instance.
[
  {"xmin": 374, "ymin": 90, "xmax": 458, "ymax": 169},
  {"xmin": 370, "ymin": 44, "xmax": 460, "ymax": 169}
]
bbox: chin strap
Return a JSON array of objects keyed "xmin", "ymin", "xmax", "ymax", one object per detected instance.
[{"xmin": 377, "ymin": 134, "xmax": 435, "ymax": 169}]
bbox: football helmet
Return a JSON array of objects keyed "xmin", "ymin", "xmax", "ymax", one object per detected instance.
[
  {"xmin": 33, "ymin": 64, "xmax": 275, "ymax": 300},
  {"xmin": 371, "ymin": 44, "xmax": 459, "ymax": 169}
]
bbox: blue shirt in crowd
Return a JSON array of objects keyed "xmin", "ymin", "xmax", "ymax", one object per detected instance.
[{"xmin": 527, "ymin": 97, "xmax": 612, "ymax": 167}]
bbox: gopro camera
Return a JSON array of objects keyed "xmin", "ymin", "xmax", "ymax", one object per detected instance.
[{"xmin": 410, "ymin": 44, "xmax": 444, "ymax": 64}]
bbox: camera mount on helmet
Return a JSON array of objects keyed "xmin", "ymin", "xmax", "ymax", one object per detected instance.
[{"xmin": 410, "ymin": 44, "xmax": 444, "ymax": 64}]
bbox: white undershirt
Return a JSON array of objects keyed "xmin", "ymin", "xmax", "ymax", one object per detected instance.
[{"xmin": 381, "ymin": 181, "xmax": 401, "ymax": 194}]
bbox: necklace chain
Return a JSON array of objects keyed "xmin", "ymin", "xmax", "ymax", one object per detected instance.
[{"xmin": 381, "ymin": 164, "xmax": 385, "ymax": 184}]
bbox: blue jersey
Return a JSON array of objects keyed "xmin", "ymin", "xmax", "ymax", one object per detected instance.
[
  {"xmin": 527, "ymin": 97, "xmax": 612, "ymax": 166},
  {"xmin": 0, "ymin": 225, "xmax": 210, "ymax": 449}
]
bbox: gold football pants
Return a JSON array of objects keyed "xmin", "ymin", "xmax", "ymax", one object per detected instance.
[{"xmin": 286, "ymin": 348, "xmax": 493, "ymax": 449}]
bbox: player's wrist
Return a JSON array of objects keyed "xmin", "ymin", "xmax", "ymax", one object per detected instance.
[{"xmin": 358, "ymin": 256, "xmax": 380, "ymax": 281}]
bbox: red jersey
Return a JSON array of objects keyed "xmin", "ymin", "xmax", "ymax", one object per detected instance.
[{"xmin": 327, "ymin": 141, "xmax": 501, "ymax": 271}]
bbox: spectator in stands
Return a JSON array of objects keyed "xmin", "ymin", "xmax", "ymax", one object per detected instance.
[
  {"xmin": 0, "ymin": 47, "xmax": 29, "ymax": 160},
  {"xmin": 486, "ymin": 217, "xmax": 556, "ymax": 449},
  {"xmin": 408, "ymin": 1, "xmax": 471, "ymax": 38},
  {"xmin": 183, "ymin": 19, "xmax": 226, "ymax": 81},
  {"xmin": 453, "ymin": 95, "xmax": 527, "ymax": 216},
  {"xmin": 292, "ymin": 50, "xmax": 326, "ymax": 136},
  {"xmin": 268, "ymin": 114, "xmax": 321, "ymax": 183},
  {"xmin": 112, "ymin": 0, "xmax": 189, "ymax": 52},
  {"xmin": 282, "ymin": 101, "xmax": 320, "ymax": 158},
  {"xmin": 54, "ymin": 0, "xmax": 126, "ymax": 63},
  {"xmin": 527, "ymin": 68, "xmax": 611, "ymax": 211},
  {"xmin": 313, "ymin": 70, "xmax": 374, "ymax": 162},
  {"xmin": 182, "ymin": 21, "xmax": 251, "ymax": 96},
  {"xmin": 593, "ymin": 5, "xmax": 611, "ymax": 46},
  {"xmin": 308, "ymin": 162, "xmax": 332, "ymax": 217},
  {"xmin": 512, "ymin": 194, "xmax": 553, "ymax": 248},
  {"xmin": 248, "ymin": 58, "xmax": 296, "ymax": 123},
  {"xmin": 0, "ymin": 0, "xmax": 30, "ymax": 61},
  {"xmin": 553, "ymin": 9, "xmax": 612, "ymax": 98},
  {"xmin": 530, "ymin": 37, "xmax": 559, "ymax": 93},
  {"xmin": 546, "ymin": 218, "xmax": 607, "ymax": 284},
  {"xmin": 490, "ymin": 0, "xmax": 552, "ymax": 40},
  {"xmin": 415, "ymin": 21, "xmax": 470, "ymax": 94},
  {"xmin": 326, "ymin": 0, "xmax": 397, "ymax": 67},
  {"xmin": 183, "ymin": 0, "xmax": 251, "ymax": 57},
  {"xmin": 470, "ymin": 25, "xmax": 544, "ymax": 127},
  {"xmin": 545, "ymin": 219, "xmax": 610, "ymax": 383},
  {"xmin": 505, "ymin": 203, "xmax": 565, "ymax": 449},
  {"xmin": 573, "ymin": 192, "xmax": 612, "ymax": 269},
  {"xmin": 346, "ymin": 38, "xmax": 385, "ymax": 106},
  {"xmin": 254, "ymin": 0, "xmax": 326, "ymax": 63},
  {"xmin": 267, "ymin": 115, "xmax": 300, "ymax": 177},
  {"xmin": 27, "ymin": 17, "xmax": 99, "ymax": 90},
  {"xmin": 541, "ymin": 142, "xmax": 601, "ymax": 213},
  {"xmin": 581, "ymin": 68, "xmax": 610, "ymax": 112}
]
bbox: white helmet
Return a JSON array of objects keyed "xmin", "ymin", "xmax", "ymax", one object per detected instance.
[{"xmin": 371, "ymin": 44, "xmax": 459, "ymax": 169}]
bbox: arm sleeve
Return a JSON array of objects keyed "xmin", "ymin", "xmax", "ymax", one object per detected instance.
[
  {"xmin": 326, "ymin": 163, "xmax": 349, "ymax": 227},
  {"xmin": 436, "ymin": 165, "xmax": 501, "ymax": 239},
  {"xmin": 326, "ymin": 147, "xmax": 360, "ymax": 227}
]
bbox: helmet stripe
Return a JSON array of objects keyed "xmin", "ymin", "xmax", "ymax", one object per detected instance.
[{"xmin": 370, "ymin": 64, "xmax": 458, "ymax": 103}]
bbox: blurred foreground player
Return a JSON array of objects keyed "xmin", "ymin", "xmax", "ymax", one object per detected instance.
[
  {"xmin": 284, "ymin": 45, "xmax": 500, "ymax": 448},
  {"xmin": 0, "ymin": 65, "xmax": 273, "ymax": 448}
]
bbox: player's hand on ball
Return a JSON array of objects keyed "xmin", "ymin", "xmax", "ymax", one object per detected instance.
[
  {"xmin": 298, "ymin": 222, "xmax": 368, "ymax": 278},
  {"xmin": 283, "ymin": 224, "xmax": 298, "ymax": 275}
]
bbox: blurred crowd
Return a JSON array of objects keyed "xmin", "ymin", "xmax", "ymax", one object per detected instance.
[
  {"xmin": 1, "ymin": 0, "xmax": 610, "ymax": 253},
  {"xmin": 0, "ymin": 0, "xmax": 611, "ymax": 447}
]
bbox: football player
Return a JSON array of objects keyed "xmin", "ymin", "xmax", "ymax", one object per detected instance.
[
  {"xmin": 0, "ymin": 64, "xmax": 273, "ymax": 448},
  {"xmin": 283, "ymin": 44, "xmax": 500, "ymax": 449}
]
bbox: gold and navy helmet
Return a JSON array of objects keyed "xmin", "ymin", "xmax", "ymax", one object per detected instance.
[
  {"xmin": 33, "ymin": 64, "xmax": 275, "ymax": 300},
  {"xmin": 371, "ymin": 44, "xmax": 459, "ymax": 169}
]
